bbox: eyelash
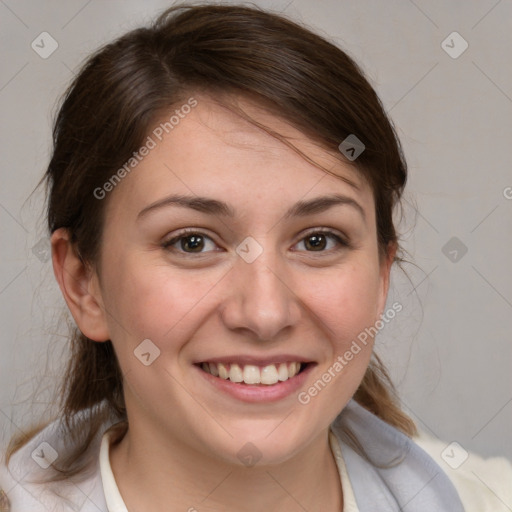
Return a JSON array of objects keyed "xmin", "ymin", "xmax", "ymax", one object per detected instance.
[{"xmin": 161, "ymin": 227, "xmax": 350, "ymax": 256}]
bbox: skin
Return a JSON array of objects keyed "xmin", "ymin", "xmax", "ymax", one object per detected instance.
[{"xmin": 51, "ymin": 95, "xmax": 395, "ymax": 512}]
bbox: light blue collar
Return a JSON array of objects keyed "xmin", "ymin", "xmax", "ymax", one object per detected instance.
[{"xmin": 330, "ymin": 400, "xmax": 465, "ymax": 511}]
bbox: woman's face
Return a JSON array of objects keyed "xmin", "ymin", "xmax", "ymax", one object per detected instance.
[{"xmin": 92, "ymin": 95, "xmax": 393, "ymax": 465}]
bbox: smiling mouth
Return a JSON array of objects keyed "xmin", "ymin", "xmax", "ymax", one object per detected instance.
[{"xmin": 197, "ymin": 361, "xmax": 310, "ymax": 385}]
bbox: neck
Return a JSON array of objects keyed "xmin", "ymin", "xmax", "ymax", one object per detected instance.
[{"xmin": 109, "ymin": 419, "xmax": 343, "ymax": 512}]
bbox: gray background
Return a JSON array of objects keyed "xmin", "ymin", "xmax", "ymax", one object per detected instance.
[{"xmin": 1, "ymin": 0, "xmax": 511, "ymax": 463}]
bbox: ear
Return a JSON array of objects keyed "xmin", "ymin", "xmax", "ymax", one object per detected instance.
[
  {"xmin": 51, "ymin": 228, "xmax": 110, "ymax": 342},
  {"xmin": 376, "ymin": 241, "xmax": 397, "ymax": 318}
]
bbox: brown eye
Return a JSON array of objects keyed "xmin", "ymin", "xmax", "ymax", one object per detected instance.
[
  {"xmin": 180, "ymin": 234, "xmax": 205, "ymax": 252},
  {"xmin": 293, "ymin": 231, "xmax": 347, "ymax": 253},
  {"xmin": 163, "ymin": 231, "xmax": 218, "ymax": 254},
  {"xmin": 304, "ymin": 233, "xmax": 327, "ymax": 251}
]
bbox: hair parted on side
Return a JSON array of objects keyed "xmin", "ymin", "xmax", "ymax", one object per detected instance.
[{"xmin": 6, "ymin": 2, "xmax": 415, "ymax": 480}]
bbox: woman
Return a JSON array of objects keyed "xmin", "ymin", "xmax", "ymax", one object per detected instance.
[{"xmin": 1, "ymin": 3, "xmax": 511, "ymax": 511}]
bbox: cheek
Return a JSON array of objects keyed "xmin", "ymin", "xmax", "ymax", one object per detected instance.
[
  {"xmin": 302, "ymin": 261, "xmax": 382, "ymax": 345},
  {"xmin": 100, "ymin": 252, "xmax": 227, "ymax": 349},
  {"xmin": 293, "ymin": 262, "xmax": 382, "ymax": 424}
]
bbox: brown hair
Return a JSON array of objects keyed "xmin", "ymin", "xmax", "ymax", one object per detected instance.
[{"xmin": 7, "ymin": 2, "xmax": 415, "ymax": 479}]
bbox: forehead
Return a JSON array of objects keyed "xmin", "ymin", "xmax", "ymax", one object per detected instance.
[{"xmin": 105, "ymin": 95, "xmax": 373, "ymax": 220}]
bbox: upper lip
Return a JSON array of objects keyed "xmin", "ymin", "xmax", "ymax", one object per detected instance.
[{"xmin": 195, "ymin": 355, "xmax": 314, "ymax": 366}]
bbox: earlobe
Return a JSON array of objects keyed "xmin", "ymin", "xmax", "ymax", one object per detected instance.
[{"xmin": 51, "ymin": 228, "xmax": 110, "ymax": 342}]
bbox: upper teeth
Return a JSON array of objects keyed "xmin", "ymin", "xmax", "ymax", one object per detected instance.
[{"xmin": 201, "ymin": 362, "xmax": 302, "ymax": 385}]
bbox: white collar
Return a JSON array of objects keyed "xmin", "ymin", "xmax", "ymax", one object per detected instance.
[
  {"xmin": 99, "ymin": 426, "xmax": 359, "ymax": 512},
  {"xmin": 98, "ymin": 401, "xmax": 465, "ymax": 511},
  {"xmin": 99, "ymin": 430, "xmax": 129, "ymax": 512}
]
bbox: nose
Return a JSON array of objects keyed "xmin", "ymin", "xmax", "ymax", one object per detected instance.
[{"xmin": 219, "ymin": 253, "xmax": 301, "ymax": 342}]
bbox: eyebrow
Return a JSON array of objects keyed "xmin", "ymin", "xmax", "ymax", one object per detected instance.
[
  {"xmin": 283, "ymin": 194, "xmax": 365, "ymax": 221},
  {"xmin": 137, "ymin": 193, "xmax": 366, "ymax": 221}
]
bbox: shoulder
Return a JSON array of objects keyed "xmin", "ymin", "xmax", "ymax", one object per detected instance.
[
  {"xmin": 413, "ymin": 431, "xmax": 512, "ymax": 512},
  {"xmin": 0, "ymin": 413, "xmax": 111, "ymax": 512}
]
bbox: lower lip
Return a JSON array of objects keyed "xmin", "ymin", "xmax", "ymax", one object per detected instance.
[{"xmin": 195, "ymin": 364, "xmax": 315, "ymax": 403}]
